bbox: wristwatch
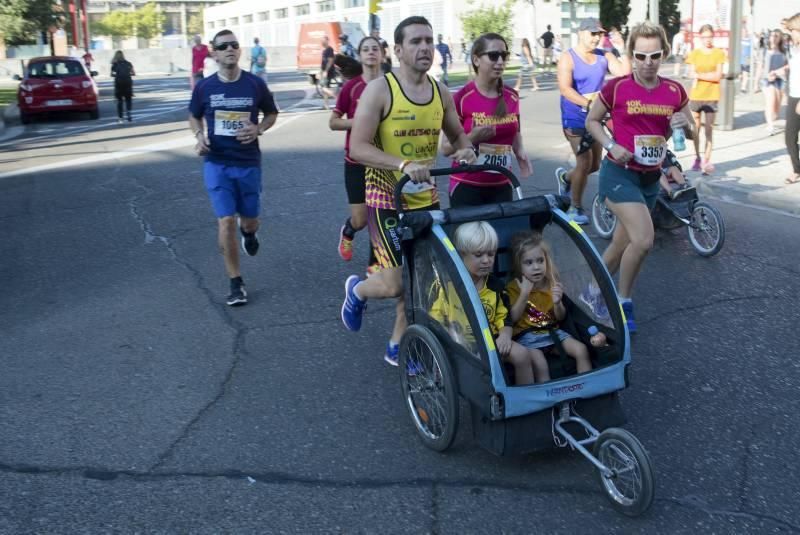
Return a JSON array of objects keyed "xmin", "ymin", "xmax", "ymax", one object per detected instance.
[{"xmin": 604, "ymin": 140, "xmax": 616, "ymax": 151}]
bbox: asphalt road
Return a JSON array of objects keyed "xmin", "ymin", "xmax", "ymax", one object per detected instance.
[{"xmin": 1, "ymin": 74, "xmax": 799, "ymax": 533}]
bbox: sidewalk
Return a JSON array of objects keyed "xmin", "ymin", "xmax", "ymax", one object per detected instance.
[{"xmin": 686, "ymin": 91, "xmax": 800, "ymax": 216}]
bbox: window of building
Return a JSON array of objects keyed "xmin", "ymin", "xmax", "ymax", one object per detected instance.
[
  {"xmin": 275, "ymin": 8, "xmax": 288, "ymax": 18},
  {"xmin": 243, "ymin": 14, "xmax": 253, "ymax": 23},
  {"xmin": 345, "ymin": 0, "xmax": 365, "ymax": 6},
  {"xmin": 217, "ymin": 20, "xmax": 225, "ymax": 28},
  {"xmin": 208, "ymin": 21, "xmax": 215, "ymax": 29},
  {"xmin": 318, "ymin": 0, "xmax": 335, "ymax": 12},
  {"xmin": 228, "ymin": 17, "xmax": 239, "ymax": 26},
  {"xmin": 257, "ymin": 11, "xmax": 269, "ymax": 21},
  {"xmin": 295, "ymin": 4, "xmax": 310, "ymax": 16}
]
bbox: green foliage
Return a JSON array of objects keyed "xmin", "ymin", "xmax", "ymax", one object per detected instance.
[
  {"xmin": 0, "ymin": 0, "xmax": 62, "ymax": 45},
  {"xmin": 135, "ymin": 2, "xmax": 165, "ymax": 41},
  {"xmin": 187, "ymin": 8, "xmax": 204, "ymax": 37},
  {"xmin": 93, "ymin": 2, "xmax": 163, "ymax": 40},
  {"xmin": 599, "ymin": 0, "xmax": 630, "ymax": 33},
  {"xmin": 459, "ymin": 1, "xmax": 514, "ymax": 44},
  {"xmin": 659, "ymin": 0, "xmax": 681, "ymax": 43}
]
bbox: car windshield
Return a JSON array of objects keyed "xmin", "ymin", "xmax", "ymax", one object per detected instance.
[{"xmin": 28, "ymin": 61, "xmax": 85, "ymax": 78}]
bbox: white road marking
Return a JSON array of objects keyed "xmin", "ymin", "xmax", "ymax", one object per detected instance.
[{"xmin": 0, "ymin": 113, "xmax": 306, "ymax": 179}]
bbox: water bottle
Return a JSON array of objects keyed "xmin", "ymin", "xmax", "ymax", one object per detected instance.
[
  {"xmin": 587, "ymin": 325, "xmax": 608, "ymax": 348},
  {"xmin": 672, "ymin": 127, "xmax": 686, "ymax": 152}
]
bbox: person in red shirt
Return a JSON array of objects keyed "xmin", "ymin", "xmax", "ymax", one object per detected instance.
[
  {"xmin": 329, "ymin": 36, "xmax": 384, "ymax": 265},
  {"xmin": 190, "ymin": 35, "xmax": 210, "ymax": 89},
  {"xmin": 82, "ymin": 50, "xmax": 94, "ymax": 71},
  {"xmin": 585, "ymin": 21, "xmax": 694, "ymax": 333}
]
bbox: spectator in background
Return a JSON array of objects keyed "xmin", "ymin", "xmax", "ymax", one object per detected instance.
[
  {"xmin": 740, "ymin": 34, "xmax": 753, "ymax": 92},
  {"xmin": 191, "ymin": 35, "xmax": 209, "ymax": 89},
  {"xmin": 82, "ymin": 49, "xmax": 94, "ymax": 72},
  {"xmin": 672, "ymin": 30, "xmax": 687, "ymax": 77},
  {"xmin": 539, "ymin": 24, "xmax": 555, "ymax": 73},
  {"xmin": 339, "ymin": 34, "xmax": 357, "ymax": 59},
  {"xmin": 111, "ymin": 50, "xmax": 135, "ymax": 123},
  {"xmin": 319, "ymin": 35, "xmax": 337, "ymax": 110},
  {"xmin": 436, "ymin": 34, "xmax": 452, "ymax": 86},
  {"xmin": 250, "ymin": 37, "xmax": 268, "ymax": 84},
  {"xmin": 784, "ymin": 13, "xmax": 800, "ymax": 184},
  {"xmin": 757, "ymin": 29, "xmax": 789, "ymax": 135},
  {"xmin": 514, "ymin": 38, "xmax": 540, "ymax": 92}
]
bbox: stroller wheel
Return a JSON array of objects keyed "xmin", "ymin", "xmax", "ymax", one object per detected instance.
[
  {"xmin": 399, "ymin": 325, "xmax": 459, "ymax": 452},
  {"xmin": 687, "ymin": 201, "xmax": 725, "ymax": 257},
  {"xmin": 594, "ymin": 428, "xmax": 655, "ymax": 517},
  {"xmin": 591, "ymin": 193, "xmax": 616, "ymax": 239}
]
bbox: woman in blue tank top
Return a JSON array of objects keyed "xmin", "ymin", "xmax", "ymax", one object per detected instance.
[{"xmin": 554, "ymin": 19, "xmax": 629, "ymax": 225}]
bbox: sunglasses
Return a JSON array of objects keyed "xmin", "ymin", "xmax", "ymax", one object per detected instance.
[
  {"xmin": 214, "ymin": 41, "xmax": 240, "ymax": 51},
  {"xmin": 632, "ymin": 50, "xmax": 664, "ymax": 62},
  {"xmin": 480, "ymin": 50, "xmax": 510, "ymax": 62},
  {"xmin": 590, "ymin": 31, "xmax": 605, "ymax": 36}
]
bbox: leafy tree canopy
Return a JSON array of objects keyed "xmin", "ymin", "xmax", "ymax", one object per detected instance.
[{"xmin": 460, "ymin": 0, "xmax": 514, "ymax": 45}]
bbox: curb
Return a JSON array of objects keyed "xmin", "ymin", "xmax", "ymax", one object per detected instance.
[{"xmin": 694, "ymin": 176, "xmax": 800, "ymax": 216}]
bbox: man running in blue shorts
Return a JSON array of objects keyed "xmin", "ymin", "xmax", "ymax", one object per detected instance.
[{"xmin": 189, "ymin": 29, "xmax": 279, "ymax": 306}]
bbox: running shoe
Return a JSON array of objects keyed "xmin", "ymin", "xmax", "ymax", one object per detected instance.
[
  {"xmin": 555, "ymin": 167, "xmax": 571, "ymax": 195},
  {"xmin": 702, "ymin": 161, "xmax": 714, "ymax": 175},
  {"xmin": 226, "ymin": 278, "xmax": 248, "ymax": 306},
  {"xmin": 622, "ymin": 300, "xmax": 637, "ymax": 334},
  {"xmin": 384, "ymin": 342, "xmax": 399, "ymax": 366},
  {"xmin": 579, "ymin": 285, "xmax": 610, "ymax": 321},
  {"xmin": 566, "ymin": 206, "xmax": 589, "ymax": 225},
  {"xmin": 238, "ymin": 218, "xmax": 259, "ymax": 257},
  {"xmin": 338, "ymin": 225, "xmax": 354, "ymax": 261},
  {"xmin": 691, "ymin": 157, "xmax": 702, "ymax": 172},
  {"xmin": 341, "ymin": 275, "xmax": 366, "ymax": 332}
]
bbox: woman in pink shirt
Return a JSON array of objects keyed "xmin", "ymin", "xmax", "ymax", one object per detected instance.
[
  {"xmin": 442, "ymin": 33, "xmax": 531, "ymax": 207},
  {"xmin": 329, "ymin": 37, "xmax": 384, "ymax": 264},
  {"xmin": 585, "ymin": 21, "xmax": 694, "ymax": 333}
]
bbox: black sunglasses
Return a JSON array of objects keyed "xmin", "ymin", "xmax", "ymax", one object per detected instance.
[
  {"xmin": 214, "ymin": 41, "xmax": 240, "ymax": 51},
  {"xmin": 480, "ymin": 50, "xmax": 509, "ymax": 62}
]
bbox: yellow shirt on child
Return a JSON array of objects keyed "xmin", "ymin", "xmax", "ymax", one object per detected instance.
[
  {"xmin": 505, "ymin": 278, "xmax": 559, "ymax": 337},
  {"xmin": 686, "ymin": 48, "xmax": 727, "ymax": 101}
]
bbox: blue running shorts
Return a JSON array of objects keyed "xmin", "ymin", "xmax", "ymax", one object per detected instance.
[
  {"xmin": 598, "ymin": 158, "xmax": 660, "ymax": 211},
  {"xmin": 203, "ymin": 161, "xmax": 262, "ymax": 218}
]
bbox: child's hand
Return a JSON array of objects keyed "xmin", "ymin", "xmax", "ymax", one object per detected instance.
[
  {"xmin": 519, "ymin": 276, "xmax": 535, "ymax": 295},
  {"xmin": 551, "ymin": 282, "xmax": 563, "ymax": 304},
  {"xmin": 496, "ymin": 332, "xmax": 512, "ymax": 356}
]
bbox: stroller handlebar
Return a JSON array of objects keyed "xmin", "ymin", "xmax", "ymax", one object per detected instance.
[{"xmin": 394, "ymin": 164, "xmax": 522, "ymax": 214}]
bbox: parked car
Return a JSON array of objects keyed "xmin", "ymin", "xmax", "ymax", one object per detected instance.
[{"xmin": 14, "ymin": 56, "xmax": 99, "ymax": 124}]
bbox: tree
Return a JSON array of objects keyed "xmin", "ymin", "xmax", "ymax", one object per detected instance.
[
  {"xmin": 134, "ymin": 2, "xmax": 165, "ymax": 41},
  {"xmin": 460, "ymin": 0, "xmax": 514, "ymax": 44},
  {"xmin": 0, "ymin": 0, "xmax": 62, "ymax": 46},
  {"xmin": 599, "ymin": 0, "xmax": 630, "ymax": 34},
  {"xmin": 93, "ymin": 11, "xmax": 136, "ymax": 39},
  {"xmin": 658, "ymin": 0, "xmax": 681, "ymax": 43},
  {"xmin": 187, "ymin": 8, "xmax": 204, "ymax": 38}
]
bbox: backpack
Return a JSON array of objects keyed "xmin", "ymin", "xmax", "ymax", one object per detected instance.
[{"xmin": 113, "ymin": 61, "xmax": 132, "ymax": 80}]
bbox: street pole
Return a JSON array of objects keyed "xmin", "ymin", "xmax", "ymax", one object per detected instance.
[
  {"xmin": 719, "ymin": 0, "xmax": 743, "ymax": 130},
  {"xmin": 649, "ymin": 0, "xmax": 659, "ymax": 24}
]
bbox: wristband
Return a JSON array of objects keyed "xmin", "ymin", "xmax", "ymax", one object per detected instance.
[
  {"xmin": 398, "ymin": 159, "xmax": 412, "ymax": 173},
  {"xmin": 604, "ymin": 140, "xmax": 616, "ymax": 151}
]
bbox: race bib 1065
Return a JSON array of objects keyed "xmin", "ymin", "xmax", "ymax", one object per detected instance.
[{"xmin": 214, "ymin": 110, "xmax": 250, "ymax": 137}]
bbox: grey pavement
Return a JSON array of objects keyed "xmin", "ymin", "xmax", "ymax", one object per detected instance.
[{"xmin": 688, "ymin": 91, "xmax": 800, "ymax": 215}]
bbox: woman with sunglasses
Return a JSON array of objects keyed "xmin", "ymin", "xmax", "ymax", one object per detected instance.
[
  {"xmin": 330, "ymin": 37, "xmax": 384, "ymax": 265},
  {"xmin": 685, "ymin": 24, "xmax": 727, "ymax": 175},
  {"xmin": 442, "ymin": 33, "xmax": 531, "ymax": 207},
  {"xmin": 585, "ymin": 21, "xmax": 694, "ymax": 333},
  {"xmin": 554, "ymin": 18, "xmax": 630, "ymax": 225}
]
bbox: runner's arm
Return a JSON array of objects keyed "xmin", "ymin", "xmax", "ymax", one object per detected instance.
[
  {"xmin": 586, "ymin": 99, "xmax": 631, "ymax": 163},
  {"xmin": 329, "ymin": 110, "xmax": 352, "ymax": 131},
  {"xmin": 557, "ymin": 53, "xmax": 589, "ymax": 107},
  {"xmin": 439, "ymin": 82, "xmax": 477, "ymax": 162},
  {"xmin": 258, "ymin": 112, "xmax": 278, "ymax": 135},
  {"xmin": 605, "ymin": 33, "xmax": 630, "ymax": 76},
  {"xmin": 671, "ymin": 103, "xmax": 695, "ymax": 140}
]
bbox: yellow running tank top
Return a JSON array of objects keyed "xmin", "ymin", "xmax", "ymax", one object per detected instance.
[{"xmin": 365, "ymin": 72, "xmax": 444, "ymax": 210}]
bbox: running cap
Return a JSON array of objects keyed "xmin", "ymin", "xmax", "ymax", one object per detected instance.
[{"xmin": 579, "ymin": 18, "xmax": 606, "ymax": 32}]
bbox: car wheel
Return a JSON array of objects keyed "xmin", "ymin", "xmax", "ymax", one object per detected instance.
[
  {"xmin": 20, "ymin": 111, "xmax": 31, "ymax": 125},
  {"xmin": 89, "ymin": 107, "xmax": 99, "ymax": 120}
]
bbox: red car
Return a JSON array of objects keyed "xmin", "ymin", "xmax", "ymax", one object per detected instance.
[{"xmin": 14, "ymin": 56, "xmax": 99, "ymax": 123}]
